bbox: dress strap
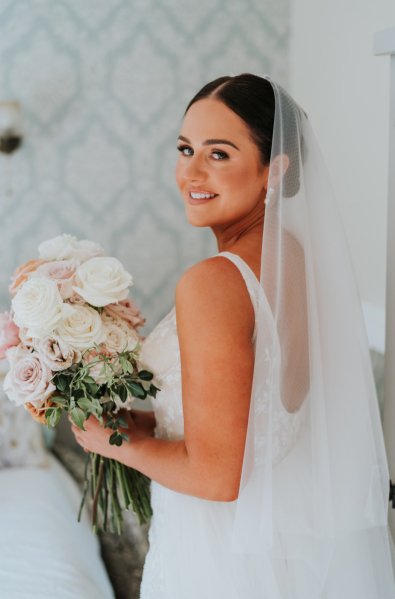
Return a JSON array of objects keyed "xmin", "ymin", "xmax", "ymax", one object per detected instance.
[{"xmin": 215, "ymin": 251, "xmax": 260, "ymax": 343}]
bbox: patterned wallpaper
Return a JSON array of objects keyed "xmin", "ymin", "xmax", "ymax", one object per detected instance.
[{"xmin": 0, "ymin": 0, "xmax": 289, "ymax": 339}]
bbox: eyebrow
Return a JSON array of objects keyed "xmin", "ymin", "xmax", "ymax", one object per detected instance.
[{"xmin": 177, "ymin": 135, "xmax": 240, "ymax": 151}]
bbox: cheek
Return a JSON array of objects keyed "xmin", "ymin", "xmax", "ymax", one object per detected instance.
[{"xmin": 175, "ymin": 160, "xmax": 184, "ymax": 188}]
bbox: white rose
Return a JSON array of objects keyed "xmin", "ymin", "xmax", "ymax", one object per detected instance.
[
  {"xmin": 102, "ymin": 313, "xmax": 139, "ymax": 353},
  {"xmin": 38, "ymin": 234, "xmax": 104, "ymax": 263},
  {"xmin": 11, "ymin": 277, "xmax": 71, "ymax": 340},
  {"xmin": 55, "ymin": 304, "xmax": 106, "ymax": 350},
  {"xmin": 73, "ymin": 257, "xmax": 133, "ymax": 307},
  {"xmin": 75, "ymin": 240, "xmax": 105, "ymax": 263},
  {"xmin": 38, "ymin": 234, "xmax": 78, "ymax": 261},
  {"xmin": 3, "ymin": 345, "xmax": 56, "ymax": 407}
]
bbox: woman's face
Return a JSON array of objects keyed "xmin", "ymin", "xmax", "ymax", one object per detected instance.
[{"xmin": 175, "ymin": 98, "xmax": 269, "ymax": 228}]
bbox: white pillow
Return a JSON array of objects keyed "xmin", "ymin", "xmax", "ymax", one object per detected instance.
[
  {"xmin": 0, "ymin": 452, "xmax": 115, "ymax": 598},
  {"xmin": 0, "ymin": 360, "xmax": 49, "ymax": 468}
]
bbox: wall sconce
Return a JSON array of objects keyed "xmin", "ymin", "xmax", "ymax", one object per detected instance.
[
  {"xmin": 0, "ymin": 101, "xmax": 23, "ymax": 197},
  {"xmin": 0, "ymin": 100, "xmax": 23, "ymax": 154}
]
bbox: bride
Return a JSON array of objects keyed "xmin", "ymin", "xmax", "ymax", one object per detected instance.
[{"xmin": 71, "ymin": 73, "xmax": 395, "ymax": 598}]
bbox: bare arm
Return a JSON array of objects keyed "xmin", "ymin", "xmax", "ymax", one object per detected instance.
[{"xmin": 72, "ymin": 257, "xmax": 255, "ymax": 501}]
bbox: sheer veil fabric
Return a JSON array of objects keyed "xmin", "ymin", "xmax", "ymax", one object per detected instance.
[{"xmin": 228, "ymin": 75, "xmax": 395, "ymax": 596}]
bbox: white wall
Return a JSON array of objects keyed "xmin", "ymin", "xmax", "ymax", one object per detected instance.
[{"xmin": 289, "ymin": 0, "xmax": 395, "ymax": 353}]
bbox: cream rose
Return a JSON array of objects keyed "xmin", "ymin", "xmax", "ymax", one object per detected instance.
[
  {"xmin": 3, "ymin": 345, "xmax": 56, "ymax": 407},
  {"xmin": 38, "ymin": 234, "xmax": 104, "ymax": 263},
  {"xmin": 73, "ymin": 257, "xmax": 133, "ymax": 307},
  {"xmin": 30, "ymin": 259, "xmax": 77, "ymax": 299},
  {"xmin": 102, "ymin": 313, "xmax": 139, "ymax": 353},
  {"xmin": 37, "ymin": 334, "xmax": 81, "ymax": 371},
  {"xmin": 11, "ymin": 277, "xmax": 71, "ymax": 340},
  {"xmin": 55, "ymin": 304, "xmax": 106, "ymax": 350}
]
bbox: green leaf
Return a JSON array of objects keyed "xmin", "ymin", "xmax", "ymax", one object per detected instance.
[
  {"xmin": 56, "ymin": 375, "xmax": 68, "ymax": 392},
  {"xmin": 73, "ymin": 388, "xmax": 84, "ymax": 400},
  {"xmin": 119, "ymin": 354, "xmax": 133, "ymax": 374},
  {"xmin": 70, "ymin": 407, "xmax": 86, "ymax": 430},
  {"xmin": 51, "ymin": 395, "xmax": 67, "ymax": 407},
  {"xmin": 138, "ymin": 370, "xmax": 153, "ymax": 381},
  {"xmin": 44, "ymin": 407, "xmax": 62, "ymax": 428},
  {"xmin": 126, "ymin": 381, "xmax": 147, "ymax": 399},
  {"xmin": 77, "ymin": 397, "xmax": 93, "ymax": 412},
  {"xmin": 148, "ymin": 383, "xmax": 160, "ymax": 398},
  {"xmin": 86, "ymin": 383, "xmax": 100, "ymax": 396},
  {"xmin": 109, "ymin": 432, "xmax": 123, "ymax": 446},
  {"xmin": 116, "ymin": 385, "xmax": 128, "ymax": 402}
]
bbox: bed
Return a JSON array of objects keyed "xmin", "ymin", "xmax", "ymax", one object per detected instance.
[{"xmin": 0, "ymin": 364, "xmax": 115, "ymax": 599}]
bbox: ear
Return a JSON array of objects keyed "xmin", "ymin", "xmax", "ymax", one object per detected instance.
[{"xmin": 264, "ymin": 153, "xmax": 290, "ymax": 189}]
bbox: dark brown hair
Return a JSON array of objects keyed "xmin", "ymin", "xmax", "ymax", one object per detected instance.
[{"xmin": 184, "ymin": 73, "xmax": 274, "ymax": 168}]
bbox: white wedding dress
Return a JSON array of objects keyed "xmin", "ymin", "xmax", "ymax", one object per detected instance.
[{"xmin": 138, "ymin": 251, "xmax": 395, "ymax": 598}]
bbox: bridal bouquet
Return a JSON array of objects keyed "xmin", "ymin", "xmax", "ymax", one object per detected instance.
[{"xmin": 0, "ymin": 234, "xmax": 159, "ymax": 534}]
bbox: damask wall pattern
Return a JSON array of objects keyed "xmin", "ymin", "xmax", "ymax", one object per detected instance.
[{"xmin": 0, "ymin": 0, "xmax": 289, "ymax": 339}]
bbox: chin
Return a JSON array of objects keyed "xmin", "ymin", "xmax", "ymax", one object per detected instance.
[{"xmin": 185, "ymin": 214, "xmax": 212, "ymax": 227}]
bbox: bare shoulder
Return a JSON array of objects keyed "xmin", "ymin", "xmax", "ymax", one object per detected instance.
[{"xmin": 175, "ymin": 256, "xmax": 255, "ymax": 342}]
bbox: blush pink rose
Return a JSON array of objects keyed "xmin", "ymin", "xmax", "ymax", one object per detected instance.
[
  {"xmin": 31, "ymin": 260, "xmax": 77, "ymax": 299},
  {"xmin": 104, "ymin": 298, "xmax": 146, "ymax": 330},
  {"xmin": 0, "ymin": 312, "xmax": 20, "ymax": 359},
  {"xmin": 3, "ymin": 345, "xmax": 55, "ymax": 407}
]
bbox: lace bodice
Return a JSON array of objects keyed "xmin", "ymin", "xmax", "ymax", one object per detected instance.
[
  {"xmin": 139, "ymin": 251, "xmax": 307, "ymax": 464},
  {"xmin": 139, "ymin": 305, "xmax": 183, "ymax": 441}
]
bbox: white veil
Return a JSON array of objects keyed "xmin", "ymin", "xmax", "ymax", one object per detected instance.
[{"xmin": 229, "ymin": 74, "xmax": 395, "ymax": 597}]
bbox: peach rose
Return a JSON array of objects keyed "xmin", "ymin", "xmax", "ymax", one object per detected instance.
[
  {"xmin": 24, "ymin": 396, "xmax": 57, "ymax": 424},
  {"xmin": 9, "ymin": 258, "xmax": 47, "ymax": 295},
  {"xmin": 104, "ymin": 298, "xmax": 146, "ymax": 330}
]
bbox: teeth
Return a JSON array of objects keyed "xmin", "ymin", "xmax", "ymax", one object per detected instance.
[{"xmin": 190, "ymin": 192, "xmax": 216, "ymax": 199}]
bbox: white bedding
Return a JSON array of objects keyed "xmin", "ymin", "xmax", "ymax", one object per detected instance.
[{"xmin": 0, "ymin": 452, "xmax": 115, "ymax": 598}]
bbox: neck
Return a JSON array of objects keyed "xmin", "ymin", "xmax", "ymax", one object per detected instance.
[{"xmin": 212, "ymin": 216, "xmax": 264, "ymax": 254}]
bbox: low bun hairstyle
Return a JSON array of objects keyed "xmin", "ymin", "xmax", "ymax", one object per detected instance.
[{"xmin": 183, "ymin": 73, "xmax": 304, "ymax": 197}]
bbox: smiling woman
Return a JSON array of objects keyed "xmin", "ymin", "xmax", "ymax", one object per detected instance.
[
  {"xmin": 174, "ymin": 96, "xmax": 274, "ymax": 232},
  {"xmin": 70, "ymin": 72, "xmax": 395, "ymax": 599}
]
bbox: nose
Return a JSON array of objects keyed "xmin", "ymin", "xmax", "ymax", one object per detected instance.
[{"xmin": 181, "ymin": 152, "xmax": 207, "ymax": 181}]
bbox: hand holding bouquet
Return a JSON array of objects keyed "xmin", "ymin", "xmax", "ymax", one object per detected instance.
[{"xmin": 0, "ymin": 234, "xmax": 159, "ymax": 534}]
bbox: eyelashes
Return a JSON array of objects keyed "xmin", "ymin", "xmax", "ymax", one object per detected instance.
[{"xmin": 176, "ymin": 145, "xmax": 229, "ymax": 161}]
